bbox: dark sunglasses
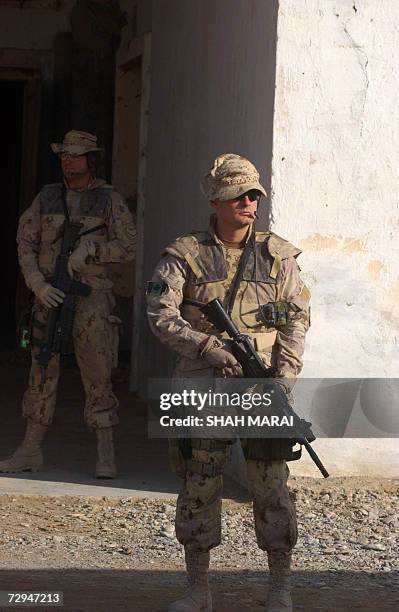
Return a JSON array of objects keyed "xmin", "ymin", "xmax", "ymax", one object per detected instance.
[
  {"xmin": 237, "ymin": 190, "xmax": 262, "ymax": 203},
  {"xmin": 59, "ymin": 153, "xmax": 84, "ymax": 160}
]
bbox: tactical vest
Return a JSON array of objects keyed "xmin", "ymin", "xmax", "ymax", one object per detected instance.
[
  {"xmin": 166, "ymin": 228, "xmax": 305, "ymax": 466},
  {"xmin": 165, "ymin": 229, "xmax": 302, "ymax": 363},
  {"xmin": 38, "ymin": 183, "xmax": 113, "ymax": 281}
]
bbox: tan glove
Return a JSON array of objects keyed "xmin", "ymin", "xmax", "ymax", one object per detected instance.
[
  {"xmin": 67, "ymin": 241, "xmax": 96, "ymax": 277},
  {"xmin": 200, "ymin": 335, "xmax": 242, "ymax": 375},
  {"xmin": 29, "ymin": 273, "xmax": 65, "ymax": 308}
]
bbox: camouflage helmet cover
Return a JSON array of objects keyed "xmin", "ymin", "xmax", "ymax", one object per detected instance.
[
  {"xmin": 201, "ymin": 153, "xmax": 267, "ymax": 201},
  {"xmin": 51, "ymin": 130, "xmax": 103, "ymax": 155}
]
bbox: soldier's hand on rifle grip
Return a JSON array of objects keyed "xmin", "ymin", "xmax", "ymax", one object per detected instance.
[
  {"xmin": 37, "ymin": 284, "xmax": 66, "ymax": 308},
  {"xmin": 29, "ymin": 273, "xmax": 66, "ymax": 308},
  {"xmin": 200, "ymin": 335, "xmax": 242, "ymax": 375},
  {"xmin": 67, "ymin": 240, "xmax": 96, "ymax": 277}
]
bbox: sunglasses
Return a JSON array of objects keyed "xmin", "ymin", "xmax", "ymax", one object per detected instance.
[
  {"xmin": 236, "ymin": 190, "xmax": 262, "ymax": 203},
  {"xmin": 59, "ymin": 153, "xmax": 84, "ymax": 160}
]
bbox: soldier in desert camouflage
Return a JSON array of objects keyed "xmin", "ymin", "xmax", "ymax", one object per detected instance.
[
  {"xmin": 147, "ymin": 154, "xmax": 310, "ymax": 612},
  {"xmin": 0, "ymin": 130, "xmax": 136, "ymax": 479}
]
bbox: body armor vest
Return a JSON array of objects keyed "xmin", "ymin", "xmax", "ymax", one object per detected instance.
[
  {"xmin": 38, "ymin": 183, "xmax": 113, "ymax": 280},
  {"xmin": 165, "ymin": 228, "xmax": 301, "ymax": 361}
]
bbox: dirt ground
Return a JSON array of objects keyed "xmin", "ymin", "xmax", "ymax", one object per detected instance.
[
  {"xmin": 0, "ymin": 363, "xmax": 397, "ymax": 611},
  {"xmin": 0, "ymin": 491, "xmax": 397, "ymax": 612}
]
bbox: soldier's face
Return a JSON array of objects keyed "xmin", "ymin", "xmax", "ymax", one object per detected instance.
[
  {"xmin": 211, "ymin": 192, "xmax": 259, "ymax": 228},
  {"xmin": 60, "ymin": 153, "xmax": 90, "ymax": 178}
]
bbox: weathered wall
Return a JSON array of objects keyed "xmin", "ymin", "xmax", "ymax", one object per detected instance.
[{"xmin": 271, "ymin": 0, "xmax": 399, "ymax": 475}]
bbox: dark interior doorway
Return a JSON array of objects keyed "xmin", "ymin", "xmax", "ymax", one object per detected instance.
[{"xmin": 0, "ymin": 80, "xmax": 25, "ymax": 349}]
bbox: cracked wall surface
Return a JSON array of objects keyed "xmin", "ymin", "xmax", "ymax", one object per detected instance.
[{"xmin": 272, "ymin": 0, "xmax": 399, "ymax": 475}]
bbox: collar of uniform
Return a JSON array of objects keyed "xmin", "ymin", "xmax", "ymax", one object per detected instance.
[
  {"xmin": 63, "ymin": 177, "xmax": 106, "ymax": 193},
  {"xmin": 207, "ymin": 213, "xmax": 253, "ymax": 245}
]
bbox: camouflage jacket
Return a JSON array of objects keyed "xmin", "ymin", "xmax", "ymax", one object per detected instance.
[
  {"xmin": 147, "ymin": 216, "xmax": 310, "ymax": 380},
  {"xmin": 17, "ymin": 179, "xmax": 136, "ymax": 291}
]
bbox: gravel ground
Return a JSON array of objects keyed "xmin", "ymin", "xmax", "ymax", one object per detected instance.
[{"xmin": 0, "ymin": 477, "xmax": 398, "ymax": 611}]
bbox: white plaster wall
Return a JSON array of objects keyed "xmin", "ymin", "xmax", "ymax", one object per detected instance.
[{"xmin": 272, "ymin": 0, "xmax": 399, "ymax": 475}]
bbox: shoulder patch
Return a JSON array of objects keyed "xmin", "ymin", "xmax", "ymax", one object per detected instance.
[{"xmin": 146, "ymin": 281, "xmax": 168, "ymax": 296}]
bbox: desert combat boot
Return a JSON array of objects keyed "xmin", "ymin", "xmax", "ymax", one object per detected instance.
[
  {"xmin": 0, "ymin": 419, "xmax": 46, "ymax": 473},
  {"xmin": 168, "ymin": 548, "xmax": 212, "ymax": 612},
  {"xmin": 95, "ymin": 427, "xmax": 117, "ymax": 478},
  {"xmin": 265, "ymin": 551, "xmax": 293, "ymax": 612}
]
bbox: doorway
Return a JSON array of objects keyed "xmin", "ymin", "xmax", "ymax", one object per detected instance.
[
  {"xmin": 0, "ymin": 80, "xmax": 25, "ymax": 349},
  {"xmin": 0, "ymin": 68, "xmax": 42, "ymax": 351}
]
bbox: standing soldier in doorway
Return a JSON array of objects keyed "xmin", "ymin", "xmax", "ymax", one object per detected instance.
[
  {"xmin": 0, "ymin": 130, "xmax": 136, "ymax": 478},
  {"xmin": 147, "ymin": 154, "xmax": 311, "ymax": 612}
]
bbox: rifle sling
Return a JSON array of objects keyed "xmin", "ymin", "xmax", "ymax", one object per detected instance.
[
  {"xmin": 224, "ymin": 232, "xmax": 255, "ymax": 316},
  {"xmin": 61, "ymin": 185, "xmax": 70, "ymax": 222},
  {"xmin": 79, "ymin": 222, "xmax": 106, "ymax": 237}
]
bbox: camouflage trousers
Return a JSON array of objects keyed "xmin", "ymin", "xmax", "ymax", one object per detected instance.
[
  {"xmin": 175, "ymin": 441, "xmax": 297, "ymax": 553},
  {"xmin": 23, "ymin": 291, "xmax": 120, "ymax": 429}
]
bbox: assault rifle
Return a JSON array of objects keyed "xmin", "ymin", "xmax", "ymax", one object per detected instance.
[
  {"xmin": 38, "ymin": 220, "xmax": 91, "ymax": 372},
  {"xmin": 183, "ymin": 297, "xmax": 329, "ymax": 478}
]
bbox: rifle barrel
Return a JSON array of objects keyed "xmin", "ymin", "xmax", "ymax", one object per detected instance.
[{"xmin": 301, "ymin": 439, "xmax": 329, "ymax": 478}]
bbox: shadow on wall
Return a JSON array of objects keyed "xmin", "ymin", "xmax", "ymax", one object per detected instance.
[{"xmin": 138, "ymin": 0, "xmax": 280, "ymax": 389}]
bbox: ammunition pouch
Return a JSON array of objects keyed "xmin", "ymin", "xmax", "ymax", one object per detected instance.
[
  {"xmin": 259, "ymin": 302, "xmax": 290, "ymax": 328},
  {"xmin": 241, "ymin": 437, "xmax": 302, "ymax": 462}
]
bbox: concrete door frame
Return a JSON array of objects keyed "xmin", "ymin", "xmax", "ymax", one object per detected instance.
[{"xmin": 113, "ymin": 33, "xmax": 151, "ymax": 391}]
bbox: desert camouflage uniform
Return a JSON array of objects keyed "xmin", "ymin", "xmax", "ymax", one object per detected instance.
[
  {"xmin": 17, "ymin": 178, "xmax": 136, "ymax": 429},
  {"xmin": 147, "ymin": 215, "xmax": 310, "ymax": 553}
]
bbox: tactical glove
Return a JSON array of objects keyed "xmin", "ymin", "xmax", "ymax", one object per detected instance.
[
  {"xmin": 200, "ymin": 335, "xmax": 242, "ymax": 375},
  {"xmin": 29, "ymin": 273, "xmax": 65, "ymax": 308},
  {"xmin": 67, "ymin": 241, "xmax": 97, "ymax": 277}
]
